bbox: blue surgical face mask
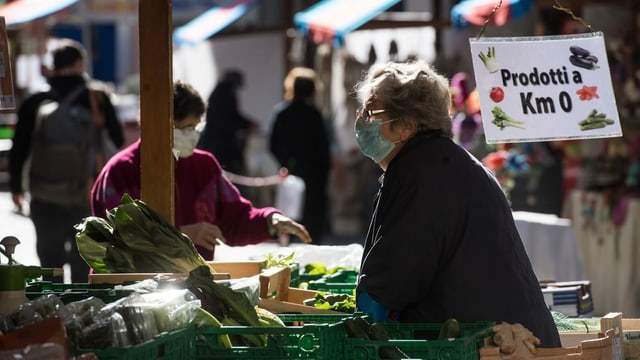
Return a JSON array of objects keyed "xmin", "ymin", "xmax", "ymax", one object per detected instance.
[{"xmin": 354, "ymin": 118, "xmax": 398, "ymax": 163}]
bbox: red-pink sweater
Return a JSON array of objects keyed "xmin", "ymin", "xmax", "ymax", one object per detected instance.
[{"xmin": 91, "ymin": 139, "xmax": 278, "ymax": 260}]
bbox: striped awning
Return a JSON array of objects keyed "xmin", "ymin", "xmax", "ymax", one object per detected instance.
[
  {"xmin": 0, "ymin": 0, "xmax": 78, "ymax": 25},
  {"xmin": 294, "ymin": 0, "xmax": 402, "ymax": 47},
  {"xmin": 173, "ymin": 0, "xmax": 259, "ymax": 46},
  {"xmin": 450, "ymin": 0, "xmax": 534, "ymax": 30}
]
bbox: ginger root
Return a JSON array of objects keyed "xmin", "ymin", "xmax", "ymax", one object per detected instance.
[{"xmin": 492, "ymin": 322, "xmax": 541, "ymax": 359}]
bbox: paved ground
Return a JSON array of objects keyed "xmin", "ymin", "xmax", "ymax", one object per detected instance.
[{"xmin": 0, "ymin": 182, "xmax": 40, "ymax": 268}]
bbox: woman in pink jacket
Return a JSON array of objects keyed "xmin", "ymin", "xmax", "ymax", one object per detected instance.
[{"xmin": 91, "ymin": 80, "xmax": 310, "ymax": 260}]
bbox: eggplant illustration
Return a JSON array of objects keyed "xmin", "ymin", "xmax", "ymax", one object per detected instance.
[
  {"xmin": 569, "ymin": 45, "xmax": 599, "ymax": 70},
  {"xmin": 570, "ymin": 45, "xmax": 591, "ymax": 57},
  {"xmin": 570, "ymin": 55, "xmax": 599, "ymax": 70}
]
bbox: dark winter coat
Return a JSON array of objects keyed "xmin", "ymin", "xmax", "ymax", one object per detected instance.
[
  {"xmin": 197, "ymin": 81, "xmax": 255, "ymax": 175},
  {"xmin": 269, "ymin": 99, "xmax": 331, "ymax": 241},
  {"xmin": 356, "ymin": 132, "xmax": 561, "ymax": 348},
  {"xmin": 9, "ymin": 75, "xmax": 124, "ymax": 198}
]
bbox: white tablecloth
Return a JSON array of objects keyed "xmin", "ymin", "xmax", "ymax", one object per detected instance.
[
  {"xmin": 513, "ymin": 211, "xmax": 585, "ymax": 282},
  {"xmin": 569, "ymin": 190, "xmax": 640, "ymax": 317},
  {"xmin": 213, "ymin": 241, "xmax": 364, "ymax": 271}
]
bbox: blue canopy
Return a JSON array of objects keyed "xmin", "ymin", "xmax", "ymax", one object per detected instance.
[
  {"xmin": 450, "ymin": 0, "xmax": 534, "ymax": 30},
  {"xmin": 173, "ymin": 0, "xmax": 259, "ymax": 46},
  {"xmin": 0, "ymin": 0, "xmax": 78, "ymax": 25},
  {"xmin": 294, "ymin": 0, "xmax": 402, "ymax": 47}
]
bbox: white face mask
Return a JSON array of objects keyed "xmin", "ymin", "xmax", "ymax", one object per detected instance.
[{"xmin": 172, "ymin": 128, "xmax": 201, "ymax": 159}]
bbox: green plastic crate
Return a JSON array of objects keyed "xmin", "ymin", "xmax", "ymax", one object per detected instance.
[
  {"xmin": 307, "ymin": 270, "xmax": 358, "ymax": 295},
  {"xmin": 277, "ymin": 312, "xmax": 368, "ymax": 326},
  {"xmin": 76, "ymin": 325, "xmax": 196, "ymax": 360},
  {"xmin": 194, "ymin": 319, "xmax": 352, "ymax": 359},
  {"xmin": 289, "ymin": 263, "xmax": 301, "ymax": 288},
  {"xmin": 299, "ymin": 273, "xmax": 324, "ymax": 283},
  {"xmin": 342, "ymin": 321, "xmax": 494, "ymax": 360},
  {"xmin": 25, "ymin": 281, "xmax": 134, "ymax": 304}
]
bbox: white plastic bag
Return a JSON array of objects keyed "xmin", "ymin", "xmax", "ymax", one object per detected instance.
[{"xmin": 275, "ymin": 175, "xmax": 305, "ymax": 221}]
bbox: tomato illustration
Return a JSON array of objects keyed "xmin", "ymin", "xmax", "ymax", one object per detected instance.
[{"xmin": 489, "ymin": 87, "xmax": 504, "ymax": 103}]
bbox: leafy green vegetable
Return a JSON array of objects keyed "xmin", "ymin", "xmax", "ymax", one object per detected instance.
[
  {"xmin": 186, "ymin": 265, "xmax": 267, "ymax": 347},
  {"xmin": 303, "ymin": 262, "xmax": 354, "ymax": 276},
  {"xmin": 263, "ymin": 252, "xmax": 295, "ymax": 269},
  {"xmin": 303, "ymin": 292, "xmax": 356, "ymax": 313},
  {"xmin": 192, "ymin": 307, "xmax": 233, "ymax": 348},
  {"xmin": 491, "ymin": 106, "xmax": 526, "ymax": 130},
  {"xmin": 304, "ymin": 262, "xmax": 327, "ymax": 275},
  {"xmin": 75, "ymin": 194, "xmax": 208, "ymax": 273}
]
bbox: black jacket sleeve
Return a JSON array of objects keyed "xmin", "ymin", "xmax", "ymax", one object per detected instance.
[
  {"xmin": 98, "ymin": 90, "xmax": 124, "ymax": 149},
  {"xmin": 8, "ymin": 92, "xmax": 48, "ymax": 194}
]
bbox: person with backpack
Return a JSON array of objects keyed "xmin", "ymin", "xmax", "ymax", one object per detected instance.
[{"xmin": 8, "ymin": 39, "xmax": 124, "ymax": 282}]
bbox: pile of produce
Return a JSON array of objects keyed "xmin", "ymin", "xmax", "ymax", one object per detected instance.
[
  {"xmin": 302, "ymin": 262, "xmax": 354, "ymax": 276},
  {"xmin": 186, "ymin": 265, "xmax": 284, "ymax": 347},
  {"xmin": 343, "ymin": 315, "xmax": 409, "ymax": 359},
  {"xmin": 1, "ymin": 289, "xmax": 199, "ymax": 350},
  {"xmin": 303, "ymin": 292, "xmax": 356, "ymax": 313},
  {"xmin": 1, "ymin": 266, "xmax": 285, "ymax": 353},
  {"xmin": 75, "ymin": 194, "xmax": 208, "ymax": 274}
]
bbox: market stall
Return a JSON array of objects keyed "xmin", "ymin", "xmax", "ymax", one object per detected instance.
[
  {"xmin": 568, "ymin": 190, "xmax": 640, "ymax": 318},
  {"xmin": 4, "ymin": 1, "xmax": 640, "ymax": 359},
  {"xmin": 513, "ymin": 211, "xmax": 585, "ymax": 282}
]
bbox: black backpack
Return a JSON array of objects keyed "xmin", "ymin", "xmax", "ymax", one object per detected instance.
[{"xmin": 29, "ymin": 85, "xmax": 98, "ymax": 205}]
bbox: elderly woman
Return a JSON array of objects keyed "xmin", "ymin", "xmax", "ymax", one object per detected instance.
[
  {"xmin": 353, "ymin": 60, "xmax": 561, "ymax": 348},
  {"xmin": 91, "ymin": 80, "xmax": 311, "ymax": 261}
]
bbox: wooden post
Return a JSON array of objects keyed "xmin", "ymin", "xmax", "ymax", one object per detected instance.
[{"xmin": 138, "ymin": 0, "xmax": 175, "ymax": 223}]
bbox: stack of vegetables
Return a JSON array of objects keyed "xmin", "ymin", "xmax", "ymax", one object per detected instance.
[
  {"xmin": 73, "ymin": 194, "xmax": 285, "ymax": 349},
  {"xmin": 75, "ymin": 194, "xmax": 208, "ymax": 274}
]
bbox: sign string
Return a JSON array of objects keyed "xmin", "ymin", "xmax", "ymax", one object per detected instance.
[
  {"xmin": 552, "ymin": 0, "xmax": 595, "ymax": 34},
  {"xmin": 475, "ymin": 0, "xmax": 595, "ymax": 40},
  {"xmin": 476, "ymin": 0, "xmax": 502, "ymax": 40}
]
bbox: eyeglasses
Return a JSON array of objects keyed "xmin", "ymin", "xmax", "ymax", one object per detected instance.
[{"xmin": 356, "ymin": 108, "xmax": 387, "ymax": 124}]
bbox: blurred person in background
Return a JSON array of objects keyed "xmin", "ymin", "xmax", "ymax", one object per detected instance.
[
  {"xmin": 352, "ymin": 60, "xmax": 561, "ymax": 348},
  {"xmin": 91, "ymin": 80, "xmax": 311, "ymax": 261},
  {"xmin": 9, "ymin": 39, "xmax": 124, "ymax": 282},
  {"xmin": 269, "ymin": 67, "xmax": 332, "ymax": 244},
  {"xmin": 197, "ymin": 70, "xmax": 258, "ymax": 193}
]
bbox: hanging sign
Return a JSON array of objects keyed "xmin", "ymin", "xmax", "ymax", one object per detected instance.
[{"xmin": 470, "ymin": 32, "xmax": 621, "ymax": 144}]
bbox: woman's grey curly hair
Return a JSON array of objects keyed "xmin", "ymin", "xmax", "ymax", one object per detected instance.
[{"xmin": 355, "ymin": 59, "xmax": 453, "ymax": 138}]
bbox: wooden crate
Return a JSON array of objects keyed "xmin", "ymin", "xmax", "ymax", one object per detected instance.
[
  {"xmin": 257, "ymin": 266, "xmax": 343, "ymax": 314},
  {"xmin": 207, "ymin": 260, "xmax": 266, "ymax": 278},
  {"xmin": 621, "ymin": 318, "xmax": 640, "ymax": 359},
  {"xmin": 88, "ymin": 272, "xmax": 230, "ymax": 284},
  {"xmin": 560, "ymin": 313, "xmax": 623, "ymax": 349},
  {"xmin": 480, "ymin": 328, "xmax": 619, "ymax": 360}
]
